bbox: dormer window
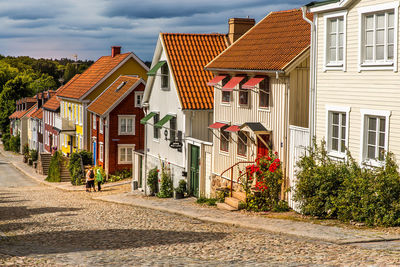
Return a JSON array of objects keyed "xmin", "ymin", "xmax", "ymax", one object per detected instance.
[{"xmin": 161, "ymin": 64, "xmax": 169, "ymax": 90}]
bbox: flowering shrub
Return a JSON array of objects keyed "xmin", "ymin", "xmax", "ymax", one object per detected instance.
[
  {"xmin": 242, "ymin": 151, "xmax": 286, "ymax": 212},
  {"xmin": 157, "ymin": 159, "xmax": 174, "ymax": 198}
]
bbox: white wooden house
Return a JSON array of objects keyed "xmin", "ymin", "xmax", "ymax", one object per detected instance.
[
  {"xmin": 139, "ymin": 32, "xmax": 228, "ymax": 197},
  {"xmin": 306, "ymin": 0, "xmax": 400, "ymax": 167},
  {"xmin": 205, "ymin": 9, "xmax": 311, "ymax": 207}
]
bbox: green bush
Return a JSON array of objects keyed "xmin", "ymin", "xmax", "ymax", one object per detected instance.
[
  {"xmin": 294, "ymin": 141, "xmax": 400, "ymax": 226},
  {"xmin": 175, "ymin": 179, "xmax": 187, "ymax": 194},
  {"xmin": 9, "ymin": 134, "xmax": 20, "ymax": 153},
  {"xmin": 196, "ymin": 197, "xmax": 218, "ymax": 206},
  {"xmin": 2, "ymin": 132, "xmax": 11, "ymax": 151},
  {"xmin": 68, "ymin": 151, "xmax": 92, "ymax": 185},
  {"xmin": 147, "ymin": 167, "xmax": 159, "ymax": 195},
  {"xmin": 157, "ymin": 162, "xmax": 173, "ymax": 198},
  {"xmin": 46, "ymin": 151, "xmax": 62, "ymax": 182},
  {"xmin": 30, "ymin": 149, "xmax": 38, "ymax": 162},
  {"xmin": 22, "ymin": 143, "xmax": 29, "ymax": 157},
  {"xmin": 114, "ymin": 168, "xmax": 131, "ymax": 179}
]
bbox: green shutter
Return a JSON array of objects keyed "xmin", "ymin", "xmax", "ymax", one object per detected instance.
[
  {"xmin": 147, "ymin": 61, "xmax": 167, "ymax": 76},
  {"xmin": 154, "ymin": 114, "xmax": 174, "ymax": 128},
  {"xmin": 140, "ymin": 112, "xmax": 157, "ymax": 125}
]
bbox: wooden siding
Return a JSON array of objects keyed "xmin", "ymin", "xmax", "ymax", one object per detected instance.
[
  {"xmin": 315, "ymin": 0, "xmax": 400, "ymax": 164},
  {"xmin": 289, "ymin": 58, "xmax": 310, "ymax": 128},
  {"xmin": 185, "ymin": 110, "xmax": 213, "ymax": 142},
  {"xmin": 212, "ymin": 76, "xmax": 288, "ymax": 180}
]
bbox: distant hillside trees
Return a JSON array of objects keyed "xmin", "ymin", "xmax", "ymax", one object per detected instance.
[{"xmin": 0, "ymin": 55, "xmax": 93, "ymax": 133}]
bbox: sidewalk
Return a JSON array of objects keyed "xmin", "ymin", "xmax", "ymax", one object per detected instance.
[
  {"xmin": 95, "ymin": 192, "xmax": 400, "ymax": 247},
  {"xmin": 0, "ymin": 146, "xmax": 130, "ymax": 191}
]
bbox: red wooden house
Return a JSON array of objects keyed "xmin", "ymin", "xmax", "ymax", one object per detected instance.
[{"xmin": 87, "ymin": 75, "xmax": 145, "ymax": 175}]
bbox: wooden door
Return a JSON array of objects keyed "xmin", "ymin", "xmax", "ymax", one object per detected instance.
[
  {"xmin": 257, "ymin": 134, "xmax": 270, "ymax": 157},
  {"xmin": 189, "ymin": 145, "xmax": 200, "ymax": 197}
]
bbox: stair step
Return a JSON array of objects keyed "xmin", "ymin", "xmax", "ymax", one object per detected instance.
[
  {"xmin": 216, "ymin": 202, "xmax": 237, "ymax": 211},
  {"xmin": 224, "ymin": 197, "xmax": 241, "ymax": 209},
  {"xmin": 232, "ymin": 191, "xmax": 247, "ymax": 203}
]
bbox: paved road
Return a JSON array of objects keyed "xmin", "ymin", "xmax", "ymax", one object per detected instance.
[{"xmin": 0, "ymin": 153, "xmax": 37, "ymax": 188}]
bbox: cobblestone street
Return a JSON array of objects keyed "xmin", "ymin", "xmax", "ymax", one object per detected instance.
[{"xmin": 1, "ymin": 176, "xmax": 400, "ymax": 267}]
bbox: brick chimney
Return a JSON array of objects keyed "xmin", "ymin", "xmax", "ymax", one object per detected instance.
[
  {"xmin": 111, "ymin": 46, "xmax": 121, "ymax": 57},
  {"xmin": 228, "ymin": 18, "xmax": 255, "ymax": 44}
]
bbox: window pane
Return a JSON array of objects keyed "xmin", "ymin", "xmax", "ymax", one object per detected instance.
[
  {"xmin": 368, "ymin": 131, "xmax": 376, "ymax": 145},
  {"xmin": 332, "ymin": 125, "xmax": 339, "ymax": 138},
  {"xmin": 376, "ymin": 30, "xmax": 384, "ymax": 44},
  {"xmin": 338, "ymin": 18, "xmax": 344, "ymax": 32},
  {"xmin": 332, "ymin": 113, "xmax": 339, "ymax": 124},
  {"xmin": 388, "ymin": 12, "xmax": 394, "ymax": 27},
  {"xmin": 127, "ymin": 119, "xmax": 133, "ymax": 132},
  {"xmin": 120, "ymin": 148, "xmax": 125, "ymax": 162},
  {"xmin": 379, "ymin": 133, "xmax": 385, "ymax": 147},
  {"xmin": 380, "ymin": 118, "xmax": 386, "ymax": 131},
  {"xmin": 366, "ymin": 15, "xmax": 374, "ymax": 29},
  {"xmin": 366, "ymin": 46, "xmax": 373, "ymax": 60},
  {"xmin": 338, "ymin": 48, "xmax": 343, "ymax": 61},
  {"xmin": 388, "ymin": 28, "xmax": 394, "ymax": 43},
  {"xmin": 341, "ymin": 114, "xmax": 346, "ymax": 126},
  {"xmin": 127, "ymin": 148, "xmax": 132, "ymax": 162},
  {"xmin": 330, "ymin": 19, "xmax": 337, "ymax": 32},
  {"xmin": 332, "ymin": 138, "xmax": 338, "ymax": 151},
  {"xmin": 222, "ymin": 91, "xmax": 230, "ymax": 102},
  {"xmin": 341, "ymin": 140, "xmax": 346, "ymax": 153},
  {"xmin": 366, "ymin": 31, "xmax": 373, "ymax": 45},
  {"xmin": 239, "ymin": 91, "xmax": 248, "ymax": 105},
  {"xmin": 330, "ymin": 48, "xmax": 336, "ymax": 61},
  {"xmin": 388, "ymin": 45, "xmax": 394, "ymax": 60},
  {"xmin": 341, "ymin": 126, "xmax": 346, "ymax": 139},
  {"xmin": 376, "ymin": 14, "xmax": 385, "ymax": 28},
  {"xmin": 379, "ymin": 147, "xmax": 385, "ymax": 160},
  {"xmin": 368, "ymin": 145, "xmax": 375, "ymax": 159},
  {"xmin": 339, "ymin": 33, "xmax": 344, "ymax": 46},
  {"xmin": 330, "ymin": 34, "xmax": 337, "ymax": 46},
  {"xmin": 259, "ymin": 91, "xmax": 269, "ymax": 107},
  {"xmin": 376, "ymin": 45, "xmax": 384, "ymax": 60},
  {"xmin": 368, "ymin": 117, "xmax": 376, "ymax": 130}
]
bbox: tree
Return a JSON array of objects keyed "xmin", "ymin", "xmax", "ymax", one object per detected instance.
[{"xmin": 28, "ymin": 73, "xmax": 57, "ymax": 93}]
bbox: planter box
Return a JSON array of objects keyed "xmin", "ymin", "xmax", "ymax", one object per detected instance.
[{"xmin": 174, "ymin": 191, "xmax": 184, "ymax": 199}]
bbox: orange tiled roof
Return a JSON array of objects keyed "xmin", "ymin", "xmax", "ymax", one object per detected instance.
[
  {"xmin": 43, "ymin": 74, "xmax": 81, "ymax": 111},
  {"xmin": 162, "ymin": 33, "xmax": 228, "ymax": 110},
  {"xmin": 25, "ymin": 104, "xmax": 38, "ymax": 118},
  {"xmin": 57, "ymin": 53, "xmax": 131, "ymax": 100},
  {"xmin": 32, "ymin": 108, "xmax": 43, "ymax": 120},
  {"xmin": 206, "ymin": 9, "xmax": 312, "ymax": 71},
  {"xmin": 87, "ymin": 75, "xmax": 142, "ymax": 116},
  {"xmin": 9, "ymin": 110, "xmax": 22, "ymax": 119}
]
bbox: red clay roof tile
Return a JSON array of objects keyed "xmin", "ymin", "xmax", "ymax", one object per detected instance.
[
  {"xmin": 206, "ymin": 9, "xmax": 312, "ymax": 71},
  {"xmin": 162, "ymin": 33, "xmax": 228, "ymax": 110}
]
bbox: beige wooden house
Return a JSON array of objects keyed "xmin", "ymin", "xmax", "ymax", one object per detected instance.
[
  {"xmin": 306, "ymin": 0, "xmax": 400, "ymax": 167},
  {"xmin": 205, "ymin": 9, "xmax": 311, "ymax": 206}
]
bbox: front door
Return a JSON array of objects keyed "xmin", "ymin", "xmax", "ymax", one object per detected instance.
[
  {"xmin": 93, "ymin": 141, "xmax": 97, "ymax": 166},
  {"xmin": 190, "ymin": 145, "xmax": 200, "ymax": 197},
  {"xmin": 138, "ymin": 155, "xmax": 143, "ymax": 188},
  {"xmin": 257, "ymin": 134, "xmax": 270, "ymax": 157}
]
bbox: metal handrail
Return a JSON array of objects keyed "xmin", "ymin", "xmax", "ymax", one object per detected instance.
[{"xmin": 220, "ymin": 161, "xmax": 253, "ymax": 197}]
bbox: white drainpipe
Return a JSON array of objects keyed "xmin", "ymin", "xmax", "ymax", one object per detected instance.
[{"xmin": 301, "ymin": 6, "xmax": 317, "ymax": 147}]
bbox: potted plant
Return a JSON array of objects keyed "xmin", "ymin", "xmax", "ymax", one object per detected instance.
[
  {"xmin": 22, "ymin": 144, "xmax": 30, "ymax": 163},
  {"xmin": 174, "ymin": 179, "xmax": 187, "ymax": 199}
]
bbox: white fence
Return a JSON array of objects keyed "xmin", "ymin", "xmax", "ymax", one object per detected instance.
[{"xmin": 287, "ymin": 125, "xmax": 310, "ymax": 212}]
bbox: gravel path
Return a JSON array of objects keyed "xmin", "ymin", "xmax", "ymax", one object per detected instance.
[{"xmin": 1, "ymin": 182, "xmax": 400, "ymax": 266}]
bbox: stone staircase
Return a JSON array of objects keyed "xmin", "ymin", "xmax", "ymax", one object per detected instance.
[
  {"xmin": 37, "ymin": 153, "xmax": 52, "ymax": 175},
  {"xmin": 60, "ymin": 157, "xmax": 71, "ymax": 182},
  {"xmin": 217, "ymin": 191, "xmax": 246, "ymax": 211}
]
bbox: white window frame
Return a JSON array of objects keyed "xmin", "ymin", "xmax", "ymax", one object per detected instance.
[
  {"xmin": 221, "ymin": 91, "xmax": 231, "ymax": 105},
  {"xmin": 358, "ymin": 2, "xmax": 399, "ymax": 72},
  {"xmin": 99, "ymin": 118, "xmax": 103, "ymax": 134},
  {"xmin": 118, "ymin": 115, "xmax": 136, "ymax": 135},
  {"xmin": 325, "ymin": 105, "xmax": 351, "ymax": 159},
  {"xmin": 360, "ymin": 108, "xmax": 391, "ymax": 167},
  {"xmin": 99, "ymin": 142, "xmax": 104, "ymax": 162},
  {"xmin": 135, "ymin": 92, "xmax": 144, "ymax": 108},
  {"xmin": 117, "ymin": 144, "xmax": 135, "ymax": 164},
  {"xmin": 324, "ymin": 10, "xmax": 347, "ymax": 71},
  {"xmin": 93, "ymin": 114, "xmax": 97, "ymax": 130},
  {"xmin": 79, "ymin": 106, "xmax": 83, "ymax": 126}
]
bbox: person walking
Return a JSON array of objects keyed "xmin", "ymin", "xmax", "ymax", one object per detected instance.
[
  {"xmin": 96, "ymin": 169, "xmax": 103, "ymax": 192},
  {"xmin": 86, "ymin": 168, "xmax": 96, "ymax": 192}
]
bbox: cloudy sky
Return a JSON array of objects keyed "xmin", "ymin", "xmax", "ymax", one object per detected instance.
[{"xmin": 0, "ymin": 0, "xmax": 308, "ymax": 62}]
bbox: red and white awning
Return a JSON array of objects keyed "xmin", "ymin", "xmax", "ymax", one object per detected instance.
[
  {"xmin": 207, "ymin": 75, "xmax": 226, "ymax": 86},
  {"xmin": 225, "ymin": 125, "xmax": 241, "ymax": 132},
  {"xmin": 242, "ymin": 76, "xmax": 265, "ymax": 89},
  {"xmin": 222, "ymin": 76, "xmax": 245, "ymax": 91},
  {"xmin": 208, "ymin": 122, "xmax": 227, "ymax": 129}
]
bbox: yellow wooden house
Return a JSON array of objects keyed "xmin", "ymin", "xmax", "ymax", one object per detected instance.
[{"xmin": 57, "ymin": 46, "xmax": 148, "ymax": 156}]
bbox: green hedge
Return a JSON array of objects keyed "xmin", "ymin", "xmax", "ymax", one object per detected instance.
[
  {"xmin": 294, "ymin": 141, "xmax": 400, "ymax": 226},
  {"xmin": 68, "ymin": 150, "xmax": 93, "ymax": 185},
  {"xmin": 46, "ymin": 151, "xmax": 62, "ymax": 182}
]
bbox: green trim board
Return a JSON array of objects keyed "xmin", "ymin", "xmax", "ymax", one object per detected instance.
[
  {"xmin": 140, "ymin": 112, "xmax": 157, "ymax": 124},
  {"xmin": 147, "ymin": 61, "xmax": 166, "ymax": 76},
  {"xmin": 154, "ymin": 114, "xmax": 174, "ymax": 128},
  {"xmin": 306, "ymin": 0, "xmax": 339, "ymax": 7}
]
